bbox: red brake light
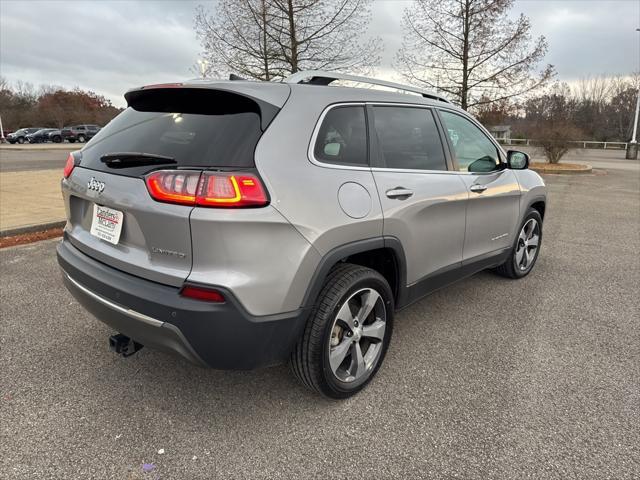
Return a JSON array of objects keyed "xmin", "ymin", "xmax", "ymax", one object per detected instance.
[
  {"xmin": 145, "ymin": 171, "xmax": 201, "ymax": 205},
  {"xmin": 63, "ymin": 153, "xmax": 75, "ymax": 178},
  {"xmin": 141, "ymin": 83, "xmax": 183, "ymax": 90},
  {"xmin": 197, "ymin": 173, "xmax": 268, "ymax": 207},
  {"xmin": 180, "ymin": 285, "xmax": 225, "ymax": 302},
  {"xmin": 145, "ymin": 170, "xmax": 268, "ymax": 208}
]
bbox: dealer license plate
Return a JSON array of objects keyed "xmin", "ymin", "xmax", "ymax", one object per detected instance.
[{"xmin": 90, "ymin": 204, "xmax": 123, "ymax": 245}]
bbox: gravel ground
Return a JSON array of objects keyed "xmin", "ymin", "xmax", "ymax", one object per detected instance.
[{"xmin": 1, "ymin": 168, "xmax": 639, "ymax": 479}]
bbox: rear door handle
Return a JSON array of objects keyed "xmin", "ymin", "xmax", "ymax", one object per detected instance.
[
  {"xmin": 470, "ymin": 184, "xmax": 487, "ymax": 194},
  {"xmin": 386, "ymin": 187, "xmax": 413, "ymax": 199}
]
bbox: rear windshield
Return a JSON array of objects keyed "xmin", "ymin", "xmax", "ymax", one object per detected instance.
[{"xmin": 80, "ymin": 88, "xmax": 265, "ymax": 176}]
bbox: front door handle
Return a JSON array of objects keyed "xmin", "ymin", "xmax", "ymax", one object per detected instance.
[
  {"xmin": 386, "ymin": 187, "xmax": 413, "ymax": 199},
  {"xmin": 470, "ymin": 184, "xmax": 488, "ymax": 194}
]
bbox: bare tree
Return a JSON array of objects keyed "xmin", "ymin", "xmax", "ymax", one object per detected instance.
[
  {"xmin": 194, "ymin": 0, "xmax": 382, "ymax": 81},
  {"xmin": 0, "ymin": 81, "xmax": 120, "ymax": 130},
  {"xmin": 524, "ymin": 83, "xmax": 582, "ymax": 163},
  {"xmin": 194, "ymin": 0, "xmax": 283, "ymax": 80},
  {"xmin": 533, "ymin": 123, "xmax": 583, "ymax": 164},
  {"xmin": 396, "ymin": 0, "xmax": 554, "ymax": 110},
  {"xmin": 266, "ymin": 0, "xmax": 381, "ymax": 74}
]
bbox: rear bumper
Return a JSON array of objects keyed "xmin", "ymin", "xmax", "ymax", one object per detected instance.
[{"xmin": 57, "ymin": 237, "xmax": 309, "ymax": 369}]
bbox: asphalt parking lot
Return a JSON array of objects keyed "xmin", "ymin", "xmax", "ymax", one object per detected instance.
[{"xmin": 1, "ymin": 167, "xmax": 639, "ymax": 479}]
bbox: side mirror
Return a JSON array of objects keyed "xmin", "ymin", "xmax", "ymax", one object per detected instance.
[{"xmin": 507, "ymin": 150, "xmax": 529, "ymax": 170}]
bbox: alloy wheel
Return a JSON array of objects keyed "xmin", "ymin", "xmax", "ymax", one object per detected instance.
[
  {"xmin": 515, "ymin": 218, "xmax": 540, "ymax": 271},
  {"xmin": 328, "ymin": 288, "xmax": 387, "ymax": 384}
]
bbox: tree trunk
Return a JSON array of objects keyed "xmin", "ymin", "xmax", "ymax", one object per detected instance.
[
  {"xmin": 286, "ymin": 0, "xmax": 298, "ymax": 73},
  {"xmin": 460, "ymin": 0, "xmax": 470, "ymax": 110},
  {"xmin": 261, "ymin": 0, "xmax": 270, "ymax": 80}
]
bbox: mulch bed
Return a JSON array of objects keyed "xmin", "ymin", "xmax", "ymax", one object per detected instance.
[{"xmin": 0, "ymin": 227, "xmax": 63, "ymax": 249}]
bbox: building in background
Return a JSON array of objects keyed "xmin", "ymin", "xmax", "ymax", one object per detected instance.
[{"xmin": 487, "ymin": 125, "xmax": 511, "ymax": 143}]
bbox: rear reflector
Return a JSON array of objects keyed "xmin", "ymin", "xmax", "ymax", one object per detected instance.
[
  {"xmin": 145, "ymin": 170, "xmax": 268, "ymax": 208},
  {"xmin": 180, "ymin": 285, "xmax": 225, "ymax": 302}
]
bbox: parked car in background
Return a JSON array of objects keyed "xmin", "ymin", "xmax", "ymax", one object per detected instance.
[
  {"xmin": 48, "ymin": 129, "xmax": 63, "ymax": 143},
  {"xmin": 6, "ymin": 128, "xmax": 42, "ymax": 144},
  {"xmin": 61, "ymin": 125, "xmax": 101, "ymax": 143},
  {"xmin": 27, "ymin": 128, "xmax": 58, "ymax": 143}
]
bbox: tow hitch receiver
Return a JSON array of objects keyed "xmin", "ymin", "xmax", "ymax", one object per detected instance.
[{"xmin": 109, "ymin": 333, "xmax": 143, "ymax": 357}]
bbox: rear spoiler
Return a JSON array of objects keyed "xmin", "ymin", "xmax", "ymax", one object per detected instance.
[{"xmin": 124, "ymin": 82, "xmax": 290, "ymax": 131}]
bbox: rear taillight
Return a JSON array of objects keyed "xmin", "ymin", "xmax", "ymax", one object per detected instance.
[
  {"xmin": 180, "ymin": 285, "xmax": 225, "ymax": 302},
  {"xmin": 63, "ymin": 152, "xmax": 77, "ymax": 178},
  {"xmin": 146, "ymin": 171, "xmax": 201, "ymax": 205},
  {"xmin": 197, "ymin": 173, "xmax": 268, "ymax": 207},
  {"xmin": 145, "ymin": 170, "xmax": 268, "ymax": 208}
]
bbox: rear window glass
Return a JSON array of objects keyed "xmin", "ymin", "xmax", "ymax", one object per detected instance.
[
  {"xmin": 313, "ymin": 106, "xmax": 368, "ymax": 166},
  {"xmin": 80, "ymin": 88, "xmax": 264, "ymax": 176},
  {"xmin": 373, "ymin": 106, "xmax": 447, "ymax": 171}
]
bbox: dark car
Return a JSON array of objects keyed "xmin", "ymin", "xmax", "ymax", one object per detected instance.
[
  {"xmin": 27, "ymin": 128, "xmax": 58, "ymax": 143},
  {"xmin": 6, "ymin": 128, "xmax": 42, "ymax": 144},
  {"xmin": 48, "ymin": 129, "xmax": 63, "ymax": 143},
  {"xmin": 61, "ymin": 124, "xmax": 101, "ymax": 143}
]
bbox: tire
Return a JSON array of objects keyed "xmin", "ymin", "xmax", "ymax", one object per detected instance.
[
  {"xmin": 77, "ymin": 134, "xmax": 86, "ymax": 143},
  {"xmin": 17, "ymin": 137, "xmax": 24, "ymax": 144},
  {"xmin": 52, "ymin": 135, "xmax": 61, "ymax": 143},
  {"xmin": 290, "ymin": 263, "xmax": 394, "ymax": 399},
  {"xmin": 68, "ymin": 139, "xmax": 76, "ymax": 143},
  {"xmin": 495, "ymin": 208, "xmax": 543, "ymax": 279}
]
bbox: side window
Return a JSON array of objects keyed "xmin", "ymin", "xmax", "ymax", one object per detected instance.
[
  {"xmin": 439, "ymin": 110, "xmax": 500, "ymax": 172},
  {"xmin": 77, "ymin": 126, "xmax": 86, "ymax": 131},
  {"xmin": 372, "ymin": 106, "xmax": 447, "ymax": 171},
  {"xmin": 313, "ymin": 106, "xmax": 368, "ymax": 166}
]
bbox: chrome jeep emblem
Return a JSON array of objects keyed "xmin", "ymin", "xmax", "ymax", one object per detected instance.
[{"xmin": 87, "ymin": 177, "xmax": 105, "ymax": 194}]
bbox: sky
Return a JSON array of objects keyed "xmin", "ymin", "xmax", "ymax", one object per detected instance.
[{"xmin": 1, "ymin": 0, "xmax": 639, "ymax": 107}]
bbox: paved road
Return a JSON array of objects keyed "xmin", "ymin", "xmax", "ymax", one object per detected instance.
[
  {"xmin": 1, "ymin": 170, "xmax": 639, "ymax": 479},
  {"xmin": 0, "ymin": 148, "xmax": 69, "ymax": 172}
]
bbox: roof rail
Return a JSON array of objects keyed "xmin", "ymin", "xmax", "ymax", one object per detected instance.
[{"xmin": 284, "ymin": 70, "xmax": 450, "ymax": 104}]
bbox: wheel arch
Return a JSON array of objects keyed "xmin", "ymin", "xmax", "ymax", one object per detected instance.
[
  {"xmin": 529, "ymin": 198, "xmax": 546, "ymax": 220},
  {"xmin": 300, "ymin": 237, "xmax": 408, "ymax": 311}
]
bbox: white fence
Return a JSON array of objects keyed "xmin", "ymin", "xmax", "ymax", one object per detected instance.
[{"xmin": 497, "ymin": 138, "xmax": 629, "ymax": 150}]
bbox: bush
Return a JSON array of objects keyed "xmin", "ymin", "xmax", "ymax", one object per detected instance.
[{"xmin": 532, "ymin": 123, "xmax": 583, "ymax": 164}]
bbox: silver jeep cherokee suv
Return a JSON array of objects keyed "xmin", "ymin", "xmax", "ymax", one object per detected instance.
[{"xmin": 57, "ymin": 71, "xmax": 546, "ymax": 399}]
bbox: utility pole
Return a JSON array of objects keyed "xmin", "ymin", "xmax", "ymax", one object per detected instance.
[
  {"xmin": 0, "ymin": 114, "xmax": 4, "ymax": 143},
  {"xmin": 626, "ymin": 81, "xmax": 640, "ymax": 160},
  {"xmin": 626, "ymin": 28, "xmax": 640, "ymax": 160}
]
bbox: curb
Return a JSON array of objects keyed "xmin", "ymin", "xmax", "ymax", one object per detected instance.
[
  {"xmin": 530, "ymin": 163, "xmax": 593, "ymax": 174},
  {"xmin": 0, "ymin": 220, "xmax": 66, "ymax": 238}
]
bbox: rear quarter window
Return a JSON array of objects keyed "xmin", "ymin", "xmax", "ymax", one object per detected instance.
[{"xmin": 313, "ymin": 106, "xmax": 368, "ymax": 166}]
